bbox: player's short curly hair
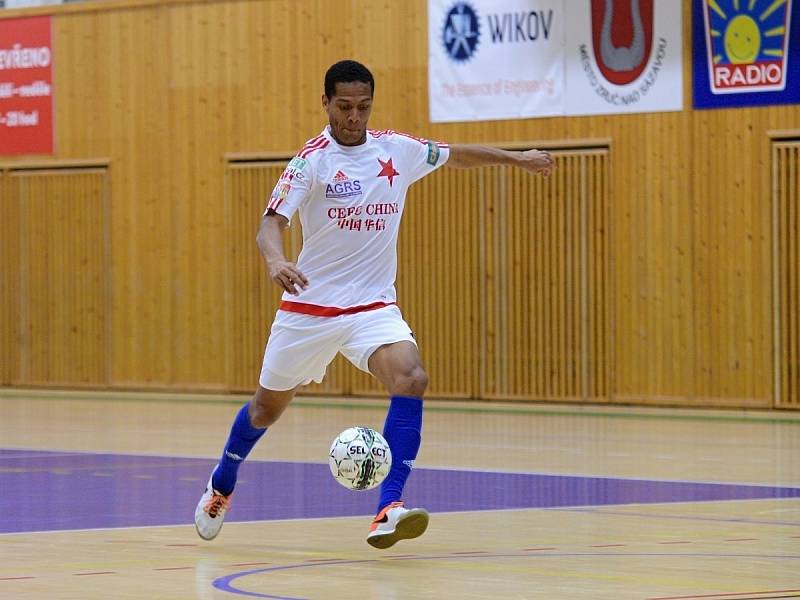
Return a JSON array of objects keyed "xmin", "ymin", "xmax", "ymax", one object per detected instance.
[{"xmin": 324, "ymin": 60, "xmax": 374, "ymax": 99}]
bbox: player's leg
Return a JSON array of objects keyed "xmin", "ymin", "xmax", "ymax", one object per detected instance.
[
  {"xmin": 212, "ymin": 385, "xmax": 298, "ymax": 494},
  {"xmin": 365, "ymin": 341, "xmax": 429, "ymax": 548},
  {"xmin": 194, "ymin": 386, "xmax": 297, "ymax": 541},
  {"xmin": 340, "ymin": 306, "xmax": 429, "ymax": 548},
  {"xmin": 368, "ymin": 340, "xmax": 427, "ymax": 506},
  {"xmin": 195, "ymin": 310, "xmax": 342, "ymax": 541}
]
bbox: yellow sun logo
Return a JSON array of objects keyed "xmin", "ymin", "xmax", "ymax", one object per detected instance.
[{"xmin": 725, "ymin": 14, "xmax": 761, "ymax": 63}]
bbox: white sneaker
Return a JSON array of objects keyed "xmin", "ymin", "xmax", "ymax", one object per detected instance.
[
  {"xmin": 366, "ymin": 501, "xmax": 429, "ymax": 549},
  {"xmin": 194, "ymin": 471, "xmax": 232, "ymax": 541}
]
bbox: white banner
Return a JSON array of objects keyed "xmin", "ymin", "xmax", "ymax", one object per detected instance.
[
  {"xmin": 428, "ymin": 0, "xmax": 566, "ymax": 123},
  {"xmin": 428, "ymin": 0, "xmax": 683, "ymax": 122},
  {"xmin": 564, "ymin": 0, "xmax": 683, "ymax": 116}
]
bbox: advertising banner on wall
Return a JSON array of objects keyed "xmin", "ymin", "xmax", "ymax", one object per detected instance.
[
  {"xmin": 693, "ymin": 0, "xmax": 799, "ymax": 108},
  {"xmin": 428, "ymin": 0, "xmax": 566, "ymax": 122},
  {"xmin": 429, "ymin": 1, "xmax": 684, "ymax": 122},
  {"xmin": 0, "ymin": 16, "xmax": 54, "ymax": 156},
  {"xmin": 564, "ymin": 0, "xmax": 684, "ymax": 116}
]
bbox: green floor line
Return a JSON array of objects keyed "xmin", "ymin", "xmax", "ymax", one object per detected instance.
[{"xmin": 2, "ymin": 388, "xmax": 800, "ymax": 425}]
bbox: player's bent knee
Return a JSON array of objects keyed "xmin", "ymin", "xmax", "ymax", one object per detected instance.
[
  {"xmin": 391, "ymin": 365, "xmax": 428, "ymax": 397},
  {"xmin": 249, "ymin": 388, "xmax": 295, "ymax": 428},
  {"xmin": 249, "ymin": 402, "xmax": 281, "ymax": 428}
]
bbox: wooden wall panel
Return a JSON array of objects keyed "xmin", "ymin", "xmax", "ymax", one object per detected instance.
[
  {"xmin": 0, "ymin": 0, "xmax": 797, "ymax": 407},
  {"xmin": 690, "ymin": 109, "xmax": 774, "ymax": 407},
  {"xmin": 483, "ymin": 151, "xmax": 610, "ymax": 401},
  {"xmin": 102, "ymin": 8, "xmax": 175, "ymax": 387},
  {"xmin": 613, "ymin": 110, "xmax": 698, "ymax": 405},
  {"xmin": 587, "ymin": 152, "xmax": 612, "ymax": 400},
  {"xmin": 774, "ymin": 141, "xmax": 800, "ymax": 409},
  {"xmin": 0, "ymin": 173, "xmax": 21, "ymax": 384},
  {"xmin": 5, "ymin": 170, "xmax": 110, "ymax": 386}
]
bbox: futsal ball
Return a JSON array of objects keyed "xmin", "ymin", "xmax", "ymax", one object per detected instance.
[{"xmin": 328, "ymin": 426, "xmax": 392, "ymax": 491}]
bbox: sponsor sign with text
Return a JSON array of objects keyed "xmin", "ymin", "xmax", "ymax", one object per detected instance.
[
  {"xmin": 429, "ymin": 0, "xmax": 565, "ymax": 122},
  {"xmin": 429, "ymin": 0, "xmax": 683, "ymax": 122},
  {"xmin": 0, "ymin": 16, "xmax": 54, "ymax": 155},
  {"xmin": 693, "ymin": 0, "xmax": 799, "ymax": 108}
]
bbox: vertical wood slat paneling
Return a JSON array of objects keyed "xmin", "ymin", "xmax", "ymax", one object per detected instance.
[
  {"xmin": 224, "ymin": 150, "xmax": 608, "ymax": 401},
  {"xmin": 774, "ymin": 142, "xmax": 800, "ymax": 409},
  {"xmin": 0, "ymin": 172, "xmax": 21, "ymax": 384},
  {"xmin": 4, "ymin": 169, "xmax": 110, "ymax": 386},
  {"xmin": 484, "ymin": 151, "xmax": 609, "ymax": 401},
  {"xmin": 587, "ymin": 152, "xmax": 611, "ymax": 399}
]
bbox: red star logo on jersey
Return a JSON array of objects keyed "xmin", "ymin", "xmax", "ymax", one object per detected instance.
[{"xmin": 377, "ymin": 157, "xmax": 399, "ymax": 187}]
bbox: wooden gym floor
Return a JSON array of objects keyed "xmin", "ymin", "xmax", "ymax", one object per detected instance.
[{"xmin": 1, "ymin": 388, "xmax": 799, "ymax": 600}]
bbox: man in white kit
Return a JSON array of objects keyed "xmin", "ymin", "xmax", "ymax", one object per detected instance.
[{"xmin": 195, "ymin": 60, "xmax": 554, "ymax": 548}]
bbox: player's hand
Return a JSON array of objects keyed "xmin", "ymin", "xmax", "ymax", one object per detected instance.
[
  {"xmin": 519, "ymin": 149, "xmax": 555, "ymax": 177},
  {"xmin": 268, "ymin": 260, "xmax": 308, "ymax": 295}
]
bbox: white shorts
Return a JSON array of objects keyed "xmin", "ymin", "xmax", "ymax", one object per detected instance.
[{"xmin": 259, "ymin": 304, "xmax": 416, "ymax": 391}]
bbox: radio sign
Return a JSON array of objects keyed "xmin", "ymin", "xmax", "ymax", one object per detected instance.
[{"xmin": 701, "ymin": 0, "xmax": 792, "ymax": 94}]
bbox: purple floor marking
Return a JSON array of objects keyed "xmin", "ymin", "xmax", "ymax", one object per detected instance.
[{"xmin": 3, "ymin": 448, "xmax": 800, "ymax": 534}]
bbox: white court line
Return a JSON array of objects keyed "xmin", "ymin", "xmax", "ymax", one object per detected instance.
[{"xmin": 4, "ymin": 499, "xmax": 800, "ymax": 537}]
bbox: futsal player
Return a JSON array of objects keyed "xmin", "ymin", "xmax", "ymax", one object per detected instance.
[{"xmin": 195, "ymin": 60, "xmax": 554, "ymax": 548}]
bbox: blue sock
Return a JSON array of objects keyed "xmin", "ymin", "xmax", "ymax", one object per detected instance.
[
  {"xmin": 378, "ymin": 395, "xmax": 423, "ymax": 512},
  {"xmin": 211, "ymin": 402, "xmax": 267, "ymax": 496}
]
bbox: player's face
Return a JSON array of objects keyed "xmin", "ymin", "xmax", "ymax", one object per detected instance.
[{"xmin": 323, "ymin": 81, "xmax": 373, "ymax": 146}]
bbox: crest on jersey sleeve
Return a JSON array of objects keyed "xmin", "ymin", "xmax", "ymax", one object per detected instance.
[
  {"xmin": 278, "ymin": 156, "xmax": 309, "ymax": 185},
  {"xmin": 426, "ymin": 141, "xmax": 441, "ymax": 166}
]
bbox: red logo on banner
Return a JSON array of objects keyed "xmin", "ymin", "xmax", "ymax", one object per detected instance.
[
  {"xmin": 0, "ymin": 16, "xmax": 54, "ymax": 156},
  {"xmin": 591, "ymin": 0, "xmax": 654, "ymax": 85}
]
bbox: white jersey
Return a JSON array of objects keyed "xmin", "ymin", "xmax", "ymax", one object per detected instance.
[{"xmin": 265, "ymin": 127, "xmax": 450, "ymax": 315}]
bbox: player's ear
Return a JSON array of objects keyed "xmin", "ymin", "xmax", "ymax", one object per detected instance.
[{"xmin": 322, "ymin": 93, "xmax": 329, "ymax": 110}]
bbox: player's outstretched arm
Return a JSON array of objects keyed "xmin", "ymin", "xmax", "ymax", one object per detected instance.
[
  {"xmin": 256, "ymin": 213, "xmax": 309, "ymax": 295},
  {"xmin": 447, "ymin": 144, "xmax": 554, "ymax": 176}
]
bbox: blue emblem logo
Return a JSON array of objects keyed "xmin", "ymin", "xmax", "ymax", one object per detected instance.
[{"xmin": 442, "ymin": 2, "xmax": 480, "ymax": 62}]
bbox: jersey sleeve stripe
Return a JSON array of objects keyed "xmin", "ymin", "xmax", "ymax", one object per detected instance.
[
  {"xmin": 300, "ymin": 134, "xmax": 325, "ymax": 150},
  {"xmin": 374, "ymin": 129, "xmax": 448, "ymax": 148},
  {"xmin": 299, "ymin": 138, "xmax": 330, "ymax": 159},
  {"xmin": 298, "ymin": 139, "xmax": 324, "ymax": 158},
  {"xmin": 293, "ymin": 135, "xmax": 325, "ymax": 159},
  {"xmin": 395, "ymin": 131, "xmax": 429, "ymax": 144}
]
